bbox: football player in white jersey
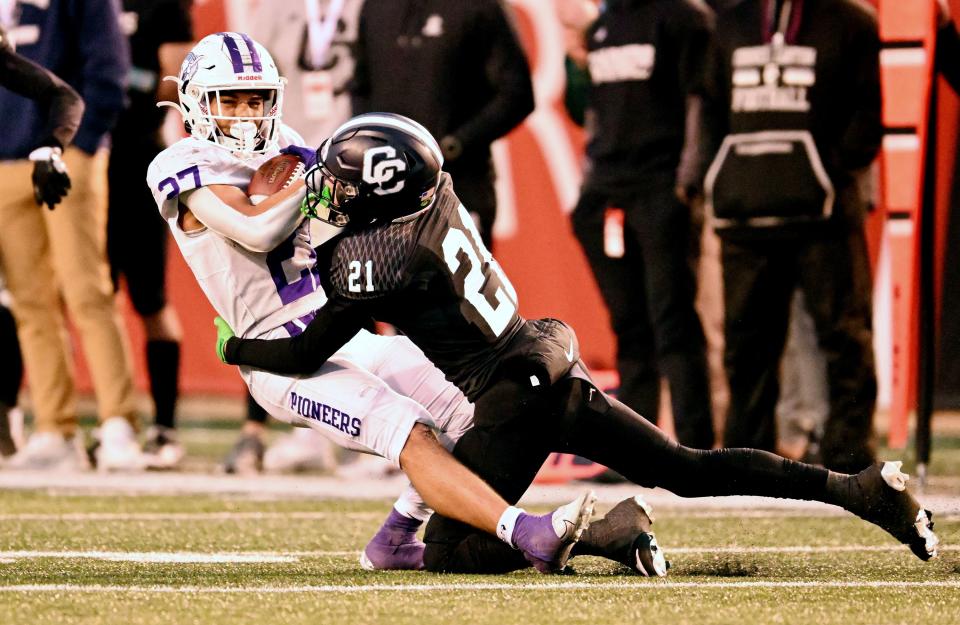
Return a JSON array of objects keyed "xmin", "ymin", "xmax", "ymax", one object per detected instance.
[{"xmin": 146, "ymin": 33, "xmax": 599, "ymax": 573}]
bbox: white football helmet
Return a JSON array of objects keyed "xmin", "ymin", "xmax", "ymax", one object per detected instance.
[{"xmin": 161, "ymin": 32, "xmax": 285, "ymax": 156}]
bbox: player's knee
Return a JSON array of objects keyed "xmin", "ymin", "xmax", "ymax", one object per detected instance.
[
  {"xmin": 399, "ymin": 423, "xmax": 441, "ymax": 465},
  {"xmin": 553, "ymin": 374, "xmax": 611, "ymax": 426}
]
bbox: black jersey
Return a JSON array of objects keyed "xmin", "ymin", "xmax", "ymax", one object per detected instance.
[
  {"xmin": 226, "ymin": 174, "xmax": 542, "ymax": 401},
  {"xmin": 583, "ymin": 0, "xmax": 713, "ymax": 191}
]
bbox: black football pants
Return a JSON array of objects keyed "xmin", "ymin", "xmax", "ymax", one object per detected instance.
[{"xmin": 422, "ymin": 367, "xmax": 831, "ymax": 574}]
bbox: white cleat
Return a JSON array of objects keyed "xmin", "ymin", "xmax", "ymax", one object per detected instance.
[{"xmin": 551, "ymin": 490, "xmax": 598, "ymax": 571}]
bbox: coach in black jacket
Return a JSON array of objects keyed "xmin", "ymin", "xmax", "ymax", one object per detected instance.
[
  {"xmin": 703, "ymin": 0, "xmax": 881, "ymax": 472},
  {"xmin": 561, "ymin": 0, "xmax": 716, "ymax": 449},
  {"xmin": 349, "ymin": 0, "xmax": 534, "ymax": 249}
]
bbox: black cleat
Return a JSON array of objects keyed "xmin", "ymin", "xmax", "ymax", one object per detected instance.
[
  {"xmin": 843, "ymin": 461, "xmax": 939, "ymax": 561},
  {"xmin": 578, "ymin": 495, "xmax": 668, "ymax": 576}
]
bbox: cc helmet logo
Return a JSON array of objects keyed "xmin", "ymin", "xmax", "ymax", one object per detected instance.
[{"xmin": 362, "ymin": 146, "xmax": 407, "ymax": 195}]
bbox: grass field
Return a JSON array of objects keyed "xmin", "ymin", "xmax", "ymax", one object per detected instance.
[
  {"xmin": 1, "ymin": 413, "xmax": 959, "ymax": 625},
  {"xmin": 0, "ymin": 487, "xmax": 958, "ymax": 625}
]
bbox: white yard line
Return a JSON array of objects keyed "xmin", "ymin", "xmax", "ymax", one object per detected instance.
[
  {"xmin": 0, "ymin": 581, "xmax": 958, "ymax": 593},
  {"xmin": 0, "ymin": 551, "xmax": 300, "ymax": 563},
  {"xmin": 0, "ymin": 511, "xmax": 380, "ymax": 521},
  {"xmin": 0, "ymin": 544, "xmax": 954, "ymax": 563}
]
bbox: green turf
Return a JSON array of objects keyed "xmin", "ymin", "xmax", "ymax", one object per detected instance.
[{"xmin": 0, "ymin": 491, "xmax": 957, "ymax": 625}]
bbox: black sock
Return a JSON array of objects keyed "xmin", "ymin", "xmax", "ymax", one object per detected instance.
[
  {"xmin": 146, "ymin": 340, "xmax": 180, "ymax": 429},
  {"xmin": 824, "ymin": 470, "xmax": 859, "ymax": 511},
  {"xmin": 562, "ymin": 385, "xmax": 833, "ymax": 503}
]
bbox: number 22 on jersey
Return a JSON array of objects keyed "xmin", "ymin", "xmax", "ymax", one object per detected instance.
[{"xmin": 442, "ymin": 204, "xmax": 518, "ymax": 338}]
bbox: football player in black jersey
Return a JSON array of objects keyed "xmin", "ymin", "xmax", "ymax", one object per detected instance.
[{"xmin": 221, "ymin": 113, "xmax": 939, "ymax": 574}]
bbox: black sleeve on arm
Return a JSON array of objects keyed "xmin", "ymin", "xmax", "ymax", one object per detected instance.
[
  {"xmin": 451, "ymin": 0, "xmax": 534, "ymax": 154},
  {"xmin": 224, "ymin": 296, "xmax": 370, "ymax": 375},
  {"xmin": 673, "ymin": 3, "xmax": 716, "ymax": 194},
  {"xmin": 699, "ymin": 27, "xmax": 730, "ymax": 177},
  {"xmin": 0, "ymin": 39, "xmax": 84, "ymax": 148}
]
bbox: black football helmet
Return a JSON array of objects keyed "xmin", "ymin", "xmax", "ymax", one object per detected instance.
[{"xmin": 303, "ymin": 112, "xmax": 444, "ymax": 228}]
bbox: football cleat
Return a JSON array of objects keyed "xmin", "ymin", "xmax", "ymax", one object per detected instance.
[
  {"xmin": 515, "ymin": 491, "xmax": 597, "ymax": 573},
  {"xmin": 578, "ymin": 495, "xmax": 669, "ymax": 576},
  {"xmin": 844, "ymin": 461, "xmax": 939, "ymax": 561},
  {"xmin": 360, "ymin": 509, "xmax": 425, "ymax": 571}
]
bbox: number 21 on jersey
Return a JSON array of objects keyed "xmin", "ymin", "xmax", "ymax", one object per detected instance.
[{"xmin": 442, "ymin": 204, "xmax": 518, "ymax": 338}]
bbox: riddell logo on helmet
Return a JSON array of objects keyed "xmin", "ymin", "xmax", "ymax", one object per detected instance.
[{"xmin": 236, "ymin": 74, "xmax": 264, "ymax": 81}]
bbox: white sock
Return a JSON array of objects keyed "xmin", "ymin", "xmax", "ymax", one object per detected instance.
[
  {"xmin": 496, "ymin": 506, "xmax": 525, "ymax": 548},
  {"xmin": 393, "ymin": 488, "xmax": 433, "ymax": 523}
]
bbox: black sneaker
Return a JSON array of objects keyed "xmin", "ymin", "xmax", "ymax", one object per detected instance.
[
  {"xmin": 222, "ymin": 434, "xmax": 265, "ymax": 475},
  {"xmin": 842, "ymin": 461, "xmax": 939, "ymax": 561},
  {"xmin": 577, "ymin": 495, "xmax": 668, "ymax": 576}
]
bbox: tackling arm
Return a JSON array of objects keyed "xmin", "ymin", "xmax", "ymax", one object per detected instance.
[{"xmin": 223, "ymin": 295, "xmax": 369, "ymax": 374}]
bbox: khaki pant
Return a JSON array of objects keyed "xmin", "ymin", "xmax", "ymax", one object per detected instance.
[{"xmin": 0, "ymin": 148, "xmax": 136, "ymax": 436}]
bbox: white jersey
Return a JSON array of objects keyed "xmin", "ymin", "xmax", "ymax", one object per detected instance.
[{"xmin": 146, "ymin": 125, "xmax": 325, "ymax": 339}]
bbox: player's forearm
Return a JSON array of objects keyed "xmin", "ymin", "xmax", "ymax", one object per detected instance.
[
  {"xmin": 224, "ymin": 302, "xmax": 363, "ymax": 373},
  {"xmin": 182, "ymin": 185, "xmax": 305, "ymax": 253}
]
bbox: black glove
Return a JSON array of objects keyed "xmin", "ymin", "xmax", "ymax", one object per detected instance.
[{"xmin": 28, "ymin": 146, "xmax": 71, "ymax": 210}]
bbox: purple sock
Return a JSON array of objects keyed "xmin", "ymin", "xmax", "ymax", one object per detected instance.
[
  {"xmin": 383, "ymin": 509, "xmax": 422, "ymax": 533},
  {"xmin": 511, "ymin": 511, "xmax": 555, "ymax": 561},
  {"xmin": 363, "ymin": 509, "xmax": 426, "ymax": 570}
]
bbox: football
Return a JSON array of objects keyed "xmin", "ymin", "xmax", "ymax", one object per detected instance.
[{"xmin": 247, "ymin": 153, "xmax": 306, "ymax": 203}]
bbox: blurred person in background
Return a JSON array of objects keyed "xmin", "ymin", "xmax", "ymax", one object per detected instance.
[
  {"xmin": 349, "ymin": 0, "xmax": 534, "ymax": 250},
  {"xmin": 557, "ymin": 0, "xmax": 716, "ymax": 449},
  {"xmin": 0, "ymin": 0, "xmax": 141, "ymax": 472},
  {"xmin": 703, "ymin": 0, "xmax": 881, "ymax": 473},
  {"xmin": 105, "ymin": 0, "xmax": 195, "ymax": 470},
  {"xmin": 0, "ymin": 22, "xmax": 83, "ymax": 460}
]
